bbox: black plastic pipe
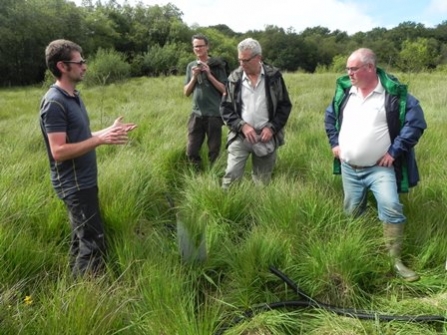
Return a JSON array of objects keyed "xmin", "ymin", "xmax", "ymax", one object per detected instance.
[{"xmin": 213, "ymin": 266, "xmax": 447, "ymax": 335}]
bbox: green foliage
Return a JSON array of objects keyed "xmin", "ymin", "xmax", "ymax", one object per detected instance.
[
  {"xmin": 81, "ymin": 5, "xmax": 120, "ymax": 53},
  {"xmin": 142, "ymin": 43, "xmax": 182, "ymax": 76},
  {"xmin": 331, "ymin": 54, "xmax": 348, "ymax": 73},
  {"xmin": 397, "ymin": 37, "xmax": 440, "ymax": 72},
  {"xmin": 2, "ymin": 0, "xmax": 447, "ymax": 86},
  {"xmin": 0, "ymin": 0, "xmax": 85, "ymax": 86},
  {"xmin": 83, "ymin": 48, "xmax": 131, "ymax": 86},
  {"xmin": 436, "ymin": 63, "xmax": 447, "ymax": 73}
]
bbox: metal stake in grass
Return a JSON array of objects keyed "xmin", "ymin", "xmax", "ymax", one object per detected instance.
[
  {"xmin": 166, "ymin": 194, "xmax": 207, "ymax": 264},
  {"xmin": 176, "ymin": 212, "xmax": 207, "ymax": 264}
]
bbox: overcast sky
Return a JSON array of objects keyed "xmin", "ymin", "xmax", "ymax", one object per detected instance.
[{"xmin": 75, "ymin": 0, "xmax": 447, "ymax": 35}]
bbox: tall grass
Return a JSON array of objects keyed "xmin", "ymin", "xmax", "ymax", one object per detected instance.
[{"xmin": 1, "ymin": 72, "xmax": 447, "ymax": 334}]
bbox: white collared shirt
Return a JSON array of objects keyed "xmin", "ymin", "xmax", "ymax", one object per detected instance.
[
  {"xmin": 339, "ymin": 80, "xmax": 391, "ymax": 166},
  {"xmin": 241, "ymin": 67, "xmax": 269, "ymax": 130}
]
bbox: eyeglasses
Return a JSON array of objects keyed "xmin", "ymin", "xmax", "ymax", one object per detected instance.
[
  {"xmin": 63, "ymin": 59, "xmax": 87, "ymax": 66},
  {"xmin": 238, "ymin": 54, "xmax": 257, "ymax": 64},
  {"xmin": 345, "ymin": 64, "xmax": 366, "ymax": 73},
  {"xmin": 193, "ymin": 44, "xmax": 207, "ymax": 49}
]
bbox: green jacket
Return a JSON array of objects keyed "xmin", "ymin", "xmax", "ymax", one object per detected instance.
[{"xmin": 324, "ymin": 68, "xmax": 427, "ymax": 192}]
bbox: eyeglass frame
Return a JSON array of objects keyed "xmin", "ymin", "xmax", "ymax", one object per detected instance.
[
  {"xmin": 238, "ymin": 54, "xmax": 258, "ymax": 64},
  {"xmin": 63, "ymin": 59, "xmax": 87, "ymax": 66}
]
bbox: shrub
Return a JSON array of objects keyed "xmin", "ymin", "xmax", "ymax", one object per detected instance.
[
  {"xmin": 330, "ymin": 54, "xmax": 347, "ymax": 73},
  {"xmin": 83, "ymin": 48, "xmax": 131, "ymax": 87},
  {"xmin": 435, "ymin": 63, "xmax": 447, "ymax": 73},
  {"xmin": 142, "ymin": 43, "xmax": 181, "ymax": 76}
]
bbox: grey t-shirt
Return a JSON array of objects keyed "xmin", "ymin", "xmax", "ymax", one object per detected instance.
[{"xmin": 40, "ymin": 85, "xmax": 97, "ymax": 199}]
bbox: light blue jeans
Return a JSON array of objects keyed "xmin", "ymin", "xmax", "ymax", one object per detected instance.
[
  {"xmin": 341, "ymin": 161, "xmax": 405, "ymax": 223},
  {"xmin": 222, "ymin": 137, "xmax": 277, "ymax": 189}
]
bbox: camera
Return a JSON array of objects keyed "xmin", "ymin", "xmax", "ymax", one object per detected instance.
[{"xmin": 196, "ymin": 60, "xmax": 204, "ymax": 84}]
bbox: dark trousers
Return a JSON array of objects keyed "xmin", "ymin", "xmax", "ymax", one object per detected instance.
[
  {"xmin": 63, "ymin": 186, "xmax": 106, "ymax": 277},
  {"xmin": 187, "ymin": 114, "xmax": 223, "ymax": 166}
]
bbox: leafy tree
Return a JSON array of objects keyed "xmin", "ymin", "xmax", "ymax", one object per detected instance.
[
  {"xmin": 98, "ymin": 3, "xmax": 135, "ymax": 55},
  {"xmin": 300, "ymin": 26, "xmax": 331, "ymax": 38},
  {"xmin": 81, "ymin": 5, "xmax": 121, "ymax": 54},
  {"xmin": 432, "ymin": 21, "xmax": 447, "ymax": 43},
  {"xmin": 438, "ymin": 43, "xmax": 447, "ymax": 65},
  {"xmin": 144, "ymin": 3, "xmax": 185, "ymax": 47},
  {"xmin": 1, "ymin": 0, "xmax": 447, "ymax": 86},
  {"xmin": 0, "ymin": 0, "xmax": 84, "ymax": 86},
  {"xmin": 386, "ymin": 21, "xmax": 428, "ymax": 49},
  {"xmin": 397, "ymin": 37, "xmax": 439, "ymax": 72},
  {"xmin": 257, "ymin": 25, "xmax": 289, "ymax": 67},
  {"xmin": 296, "ymin": 26, "xmax": 351, "ymax": 72},
  {"xmin": 365, "ymin": 27, "xmax": 388, "ymax": 41},
  {"xmin": 207, "ymin": 24, "xmax": 240, "ymax": 38},
  {"xmin": 331, "ymin": 29, "xmax": 349, "ymax": 43},
  {"xmin": 166, "ymin": 16, "xmax": 192, "ymax": 45},
  {"xmin": 366, "ymin": 40, "xmax": 399, "ymax": 70}
]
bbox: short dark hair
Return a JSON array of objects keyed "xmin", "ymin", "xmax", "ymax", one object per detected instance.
[
  {"xmin": 45, "ymin": 39, "xmax": 83, "ymax": 79},
  {"xmin": 191, "ymin": 34, "xmax": 209, "ymax": 46}
]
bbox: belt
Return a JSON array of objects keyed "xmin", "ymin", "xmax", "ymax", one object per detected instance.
[{"xmin": 345, "ymin": 162, "xmax": 373, "ymax": 169}]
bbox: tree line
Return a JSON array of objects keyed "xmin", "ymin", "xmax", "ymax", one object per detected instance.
[{"xmin": 1, "ymin": 0, "xmax": 447, "ymax": 87}]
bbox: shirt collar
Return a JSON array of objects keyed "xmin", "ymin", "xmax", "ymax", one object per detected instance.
[
  {"xmin": 349, "ymin": 77, "xmax": 385, "ymax": 96},
  {"xmin": 242, "ymin": 63, "xmax": 265, "ymax": 81}
]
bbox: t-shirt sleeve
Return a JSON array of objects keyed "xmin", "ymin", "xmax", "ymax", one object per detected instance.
[{"xmin": 41, "ymin": 99, "xmax": 68, "ymax": 133}]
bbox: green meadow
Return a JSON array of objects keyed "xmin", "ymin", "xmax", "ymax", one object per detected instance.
[{"xmin": 1, "ymin": 72, "xmax": 447, "ymax": 334}]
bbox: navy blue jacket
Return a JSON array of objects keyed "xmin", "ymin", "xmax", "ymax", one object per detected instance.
[{"xmin": 324, "ymin": 68, "xmax": 427, "ymax": 192}]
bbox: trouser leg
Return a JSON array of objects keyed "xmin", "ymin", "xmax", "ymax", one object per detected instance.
[
  {"xmin": 340, "ymin": 162, "xmax": 368, "ymax": 216},
  {"xmin": 187, "ymin": 114, "xmax": 205, "ymax": 167},
  {"xmin": 222, "ymin": 138, "xmax": 250, "ymax": 189},
  {"xmin": 64, "ymin": 187, "xmax": 106, "ymax": 278},
  {"xmin": 251, "ymin": 150, "xmax": 277, "ymax": 185},
  {"xmin": 367, "ymin": 165, "xmax": 405, "ymax": 223},
  {"xmin": 206, "ymin": 116, "xmax": 223, "ymax": 165},
  {"xmin": 366, "ymin": 166, "xmax": 418, "ymax": 280}
]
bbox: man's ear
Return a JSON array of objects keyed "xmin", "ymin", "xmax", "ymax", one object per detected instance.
[{"xmin": 56, "ymin": 61, "xmax": 67, "ymax": 73}]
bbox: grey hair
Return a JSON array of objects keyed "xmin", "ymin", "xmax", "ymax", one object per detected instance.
[
  {"xmin": 237, "ymin": 38, "xmax": 262, "ymax": 56},
  {"xmin": 354, "ymin": 48, "xmax": 377, "ymax": 67}
]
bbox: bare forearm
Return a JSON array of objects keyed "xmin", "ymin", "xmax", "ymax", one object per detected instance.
[
  {"xmin": 184, "ymin": 78, "xmax": 197, "ymax": 97},
  {"xmin": 92, "ymin": 126, "xmax": 112, "ymax": 137},
  {"xmin": 52, "ymin": 136, "xmax": 101, "ymax": 162},
  {"xmin": 49, "ymin": 117, "xmax": 135, "ymax": 162}
]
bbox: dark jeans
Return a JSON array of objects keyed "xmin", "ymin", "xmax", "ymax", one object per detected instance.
[
  {"xmin": 63, "ymin": 186, "xmax": 106, "ymax": 277},
  {"xmin": 187, "ymin": 114, "xmax": 223, "ymax": 166}
]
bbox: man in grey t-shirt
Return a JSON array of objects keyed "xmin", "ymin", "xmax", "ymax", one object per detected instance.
[{"xmin": 40, "ymin": 39, "xmax": 137, "ymax": 277}]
